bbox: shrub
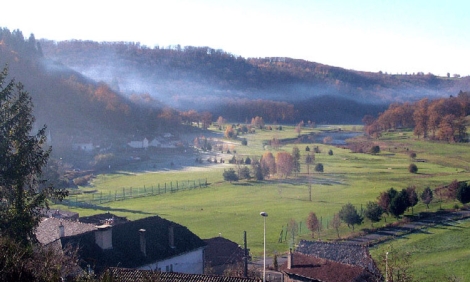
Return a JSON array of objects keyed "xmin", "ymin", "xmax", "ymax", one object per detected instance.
[
  {"xmin": 408, "ymin": 163, "xmax": 418, "ymax": 173},
  {"xmin": 241, "ymin": 138, "xmax": 248, "ymax": 146},
  {"xmin": 328, "ymin": 149, "xmax": 333, "ymax": 155},
  {"xmin": 223, "ymin": 168, "xmax": 239, "ymax": 183},
  {"xmin": 370, "ymin": 145, "xmax": 380, "ymax": 155},
  {"xmin": 314, "ymin": 163, "xmax": 324, "ymax": 172},
  {"xmin": 456, "ymin": 182, "xmax": 470, "ymax": 204}
]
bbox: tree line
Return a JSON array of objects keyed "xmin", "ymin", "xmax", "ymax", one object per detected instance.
[{"xmin": 364, "ymin": 91, "xmax": 470, "ymax": 142}]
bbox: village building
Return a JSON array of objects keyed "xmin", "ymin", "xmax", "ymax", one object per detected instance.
[
  {"xmin": 203, "ymin": 236, "xmax": 247, "ymax": 275},
  {"xmin": 36, "ymin": 214, "xmax": 207, "ymax": 275},
  {"xmin": 278, "ymin": 240, "xmax": 382, "ymax": 282}
]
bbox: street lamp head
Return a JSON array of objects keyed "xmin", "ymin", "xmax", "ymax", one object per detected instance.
[{"xmin": 260, "ymin": 211, "xmax": 268, "ymax": 217}]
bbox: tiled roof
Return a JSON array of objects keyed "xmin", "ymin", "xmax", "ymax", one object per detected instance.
[
  {"xmin": 42, "ymin": 209, "xmax": 79, "ymax": 220},
  {"xmin": 60, "ymin": 215, "xmax": 207, "ymax": 274},
  {"xmin": 295, "ymin": 240, "xmax": 381, "ymax": 277},
  {"xmin": 79, "ymin": 213, "xmax": 128, "ymax": 225},
  {"xmin": 203, "ymin": 237, "xmax": 245, "ymax": 267},
  {"xmin": 104, "ymin": 267, "xmax": 261, "ymax": 282},
  {"xmin": 35, "ymin": 217, "xmax": 97, "ymax": 245},
  {"xmin": 279, "ymin": 252, "xmax": 376, "ymax": 282}
]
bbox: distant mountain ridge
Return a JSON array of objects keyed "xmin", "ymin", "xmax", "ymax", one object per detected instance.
[
  {"xmin": 40, "ymin": 40, "xmax": 470, "ymax": 103},
  {"xmin": 2, "ymin": 26, "xmax": 469, "ymax": 138}
]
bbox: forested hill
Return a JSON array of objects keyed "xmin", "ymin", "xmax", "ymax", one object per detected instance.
[
  {"xmin": 40, "ymin": 40, "xmax": 470, "ymax": 123},
  {"xmin": 0, "ymin": 28, "xmax": 182, "ymax": 144}
]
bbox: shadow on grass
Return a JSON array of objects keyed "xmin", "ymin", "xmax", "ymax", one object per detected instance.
[
  {"xmin": 232, "ymin": 182, "xmax": 253, "ymax": 186},
  {"xmin": 84, "ymin": 205, "xmax": 154, "ymax": 215}
]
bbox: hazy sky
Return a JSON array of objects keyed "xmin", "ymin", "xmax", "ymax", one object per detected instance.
[{"xmin": 2, "ymin": 0, "xmax": 468, "ymax": 76}]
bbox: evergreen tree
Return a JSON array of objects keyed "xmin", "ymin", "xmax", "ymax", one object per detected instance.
[
  {"xmin": 338, "ymin": 203, "xmax": 363, "ymax": 231},
  {"xmin": 364, "ymin": 201, "xmax": 383, "ymax": 227},
  {"xmin": 0, "ymin": 66, "xmax": 66, "ymax": 245}
]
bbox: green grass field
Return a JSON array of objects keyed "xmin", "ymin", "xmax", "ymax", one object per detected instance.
[
  {"xmin": 370, "ymin": 218, "xmax": 470, "ymax": 282},
  {"xmin": 54, "ymin": 125, "xmax": 470, "ymax": 278}
]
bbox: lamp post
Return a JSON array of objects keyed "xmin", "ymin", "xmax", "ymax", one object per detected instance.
[
  {"xmin": 260, "ymin": 212, "xmax": 268, "ymax": 282},
  {"xmin": 385, "ymin": 251, "xmax": 389, "ymax": 282}
]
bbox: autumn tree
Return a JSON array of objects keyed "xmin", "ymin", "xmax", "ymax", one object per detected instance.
[
  {"xmin": 216, "ymin": 116, "xmax": 226, "ymax": 129},
  {"xmin": 420, "ymin": 187, "xmax": 433, "ymax": 209},
  {"xmin": 251, "ymin": 116, "xmax": 264, "ymax": 129},
  {"xmin": 413, "ymin": 98, "xmax": 429, "ymax": 138},
  {"xmin": 338, "ymin": 203, "xmax": 363, "ymax": 231},
  {"xmin": 181, "ymin": 109, "xmax": 199, "ymax": 126},
  {"xmin": 260, "ymin": 152, "xmax": 276, "ymax": 178},
  {"xmin": 200, "ymin": 111, "xmax": 213, "ymax": 130},
  {"xmin": 276, "ymin": 152, "xmax": 294, "ymax": 178},
  {"xmin": 437, "ymin": 114, "xmax": 457, "ymax": 142},
  {"xmin": 224, "ymin": 125, "xmax": 236, "ymax": 139},
  {"xmin": 306, "ymin": 212, "xmax": 320, "ymax": 238},
  {"xmin": 377, "ymin": 190, "xmax": 394, "ymax": 220}
]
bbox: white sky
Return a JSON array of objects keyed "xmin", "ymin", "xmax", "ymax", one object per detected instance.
[{"xmin": 1, "ymin": 0, "xmax": 469, "ymax": 76}]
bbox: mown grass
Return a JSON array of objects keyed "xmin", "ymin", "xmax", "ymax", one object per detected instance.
[
  {"xmin": 370, "ymin": 218, "xmax": 470, "ymax": 282},
  {"xmin": 54, "ymin": 125, "xmax": 470, "ymax": 275}
]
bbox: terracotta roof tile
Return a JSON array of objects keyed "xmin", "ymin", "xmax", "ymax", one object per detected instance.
[
  {"xmin": 295, "ymin": 240, "xmax": 381, "ymax": 277},
  {"xmin": 280, "ymin": 253, "xmax": 377, "ymax": 282},
  {"xmin": 105, "ymin": 267, "xmax": 261, "ymax": 282}
]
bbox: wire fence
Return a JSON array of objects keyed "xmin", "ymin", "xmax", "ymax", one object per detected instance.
[{"xmin": 62, "ymin": 178, "xmax": 209, "ymax": 208}]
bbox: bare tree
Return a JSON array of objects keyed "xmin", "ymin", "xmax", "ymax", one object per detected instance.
[
  {"xmin": 331, "ymin": 213, "xmax": 341, "ymax": 239},
  {"xmin": 306, "ymin": 212, "xmax": 320, "ymax": 238},
  {"xmin": 287, "ymin": 218, "xmax": 299, "ymax": 247}
]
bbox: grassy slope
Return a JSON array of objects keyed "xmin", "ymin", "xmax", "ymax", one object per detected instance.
[
  {"xmin": 54, "ymin": 125, "xmax": 470, "ymax": 279},
  {"xmin": 370, "ymin": 218, "xmax": 470, "ymax": 282}
]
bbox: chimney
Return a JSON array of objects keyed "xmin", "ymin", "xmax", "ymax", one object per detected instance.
[
  {"xmin": 95, "ymin": 225, "xmax": 113, "ymax": 250},
  {"xmin": 58, "ymin": 222, "xmax": 65, "ymax": 238},
  {"xmin": 139, "ymin": 229, "xmax": 146, "ymax": 256},
  {"xmin": 169, "ymin": 225, "xmax": 175, "ymax": 249},
  {"xmin": 287, "ymin": 248, "xmax": 293, "ymax": 269}
]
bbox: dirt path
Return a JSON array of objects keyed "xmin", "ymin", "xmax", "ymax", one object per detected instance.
[{"xmin": 342, "ymin": 208, "xmax": 470, "ymax": 246}]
